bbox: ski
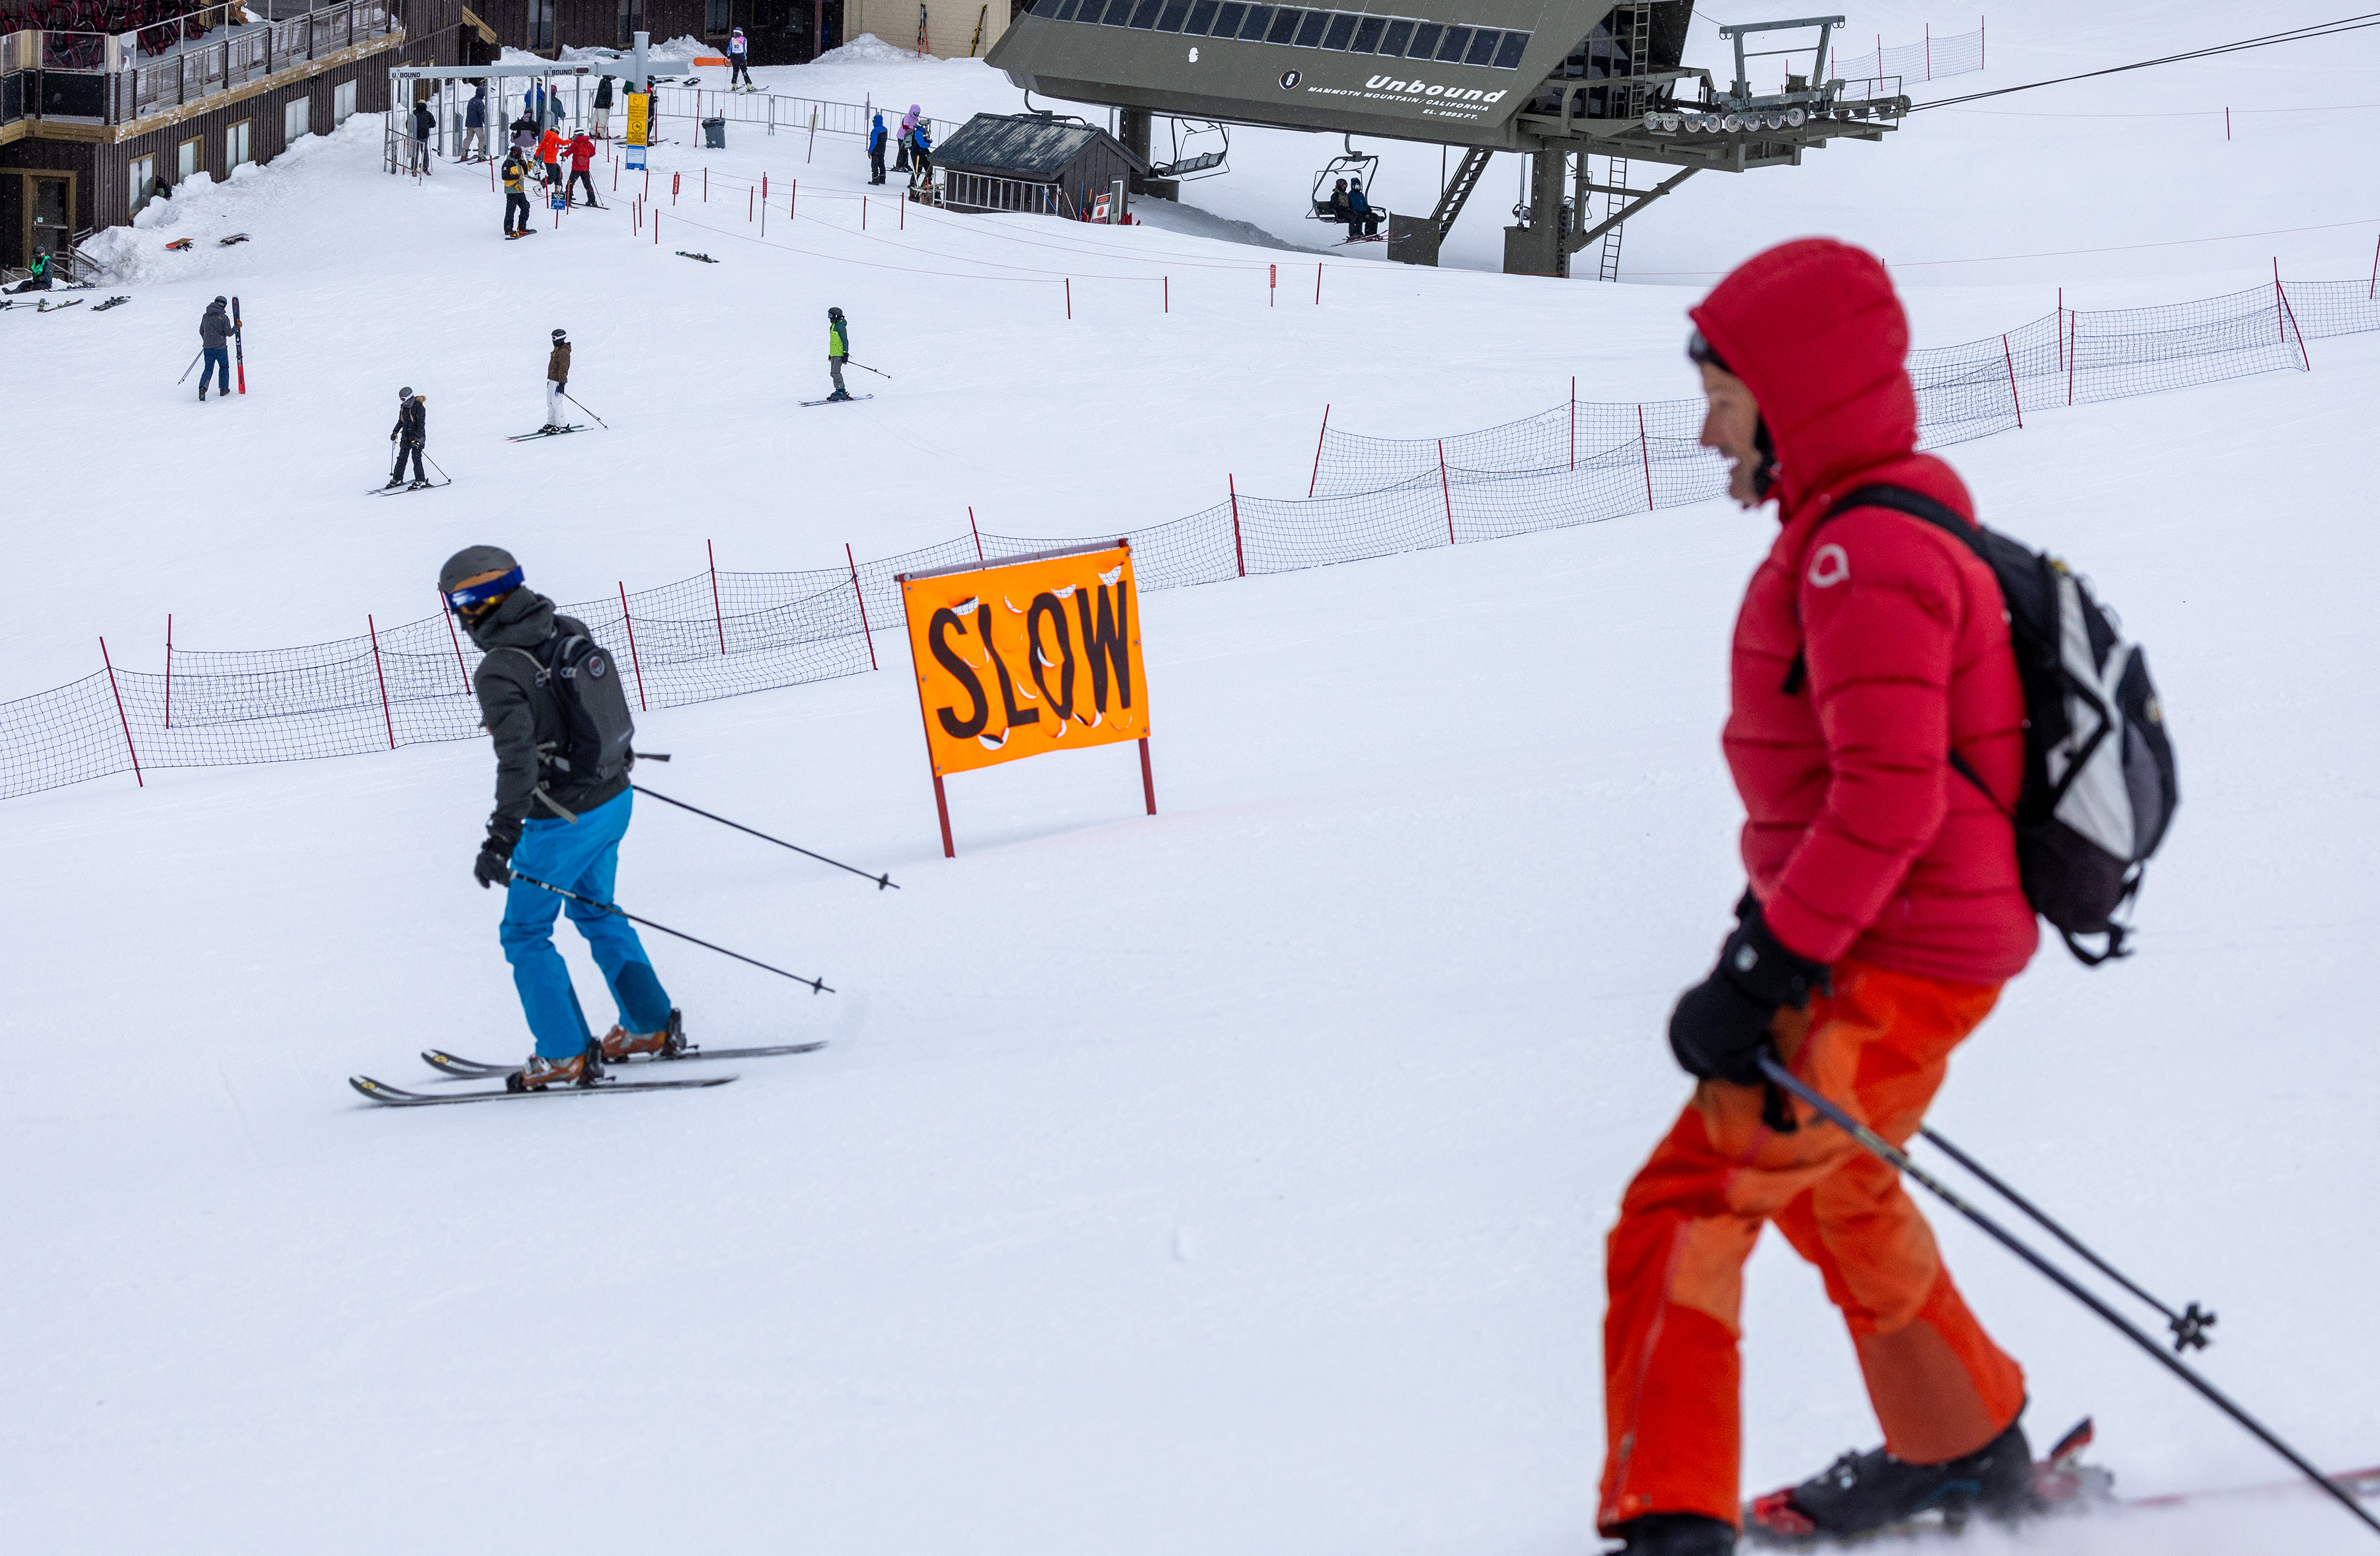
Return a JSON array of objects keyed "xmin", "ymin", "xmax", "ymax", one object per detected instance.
[
  {"xmin": 36, "ymin": 297, "xmax": 81, "ymax": 313},
  {"xmin": 350, "ymin": 1073, "xmax": 736, "ymax": 1107},
  {"xmin": 92, "ymin": 295, "xmax": 132, "ymax": 311},
  {"xmin": 676, "ymin": 250, "xmax": 718, "ymax": 262},
  {"xmin": 219, "ymin": 231, "xmax": 251, "ymax": 247},
  {"xmin": 368, "ymin": 478, "xmax": 452, "ymax": 495},
  {"xmin": 508, "ymin": 424, "xmax": 585, "ymax": 441},
  {"xmin": 422, "ymin": 1040, "xmax": 826, "ymax": 1079},
  {"xmin": 799, "ymin": 393, "xmax": 873, "ymax": 407}
]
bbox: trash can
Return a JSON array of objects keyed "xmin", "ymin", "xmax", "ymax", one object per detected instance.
[{"xmin": 702, "ymin": 116, "xmax": 727, "ymax": 149}]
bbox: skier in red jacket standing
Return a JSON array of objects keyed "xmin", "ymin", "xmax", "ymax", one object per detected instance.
[{"xmin": 1596, "ymin": 238, "xmax": 2039, "ymax": 1555}]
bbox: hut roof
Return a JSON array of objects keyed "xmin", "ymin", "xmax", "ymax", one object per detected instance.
[{"xmin": 933, "ymin": 112, "xmax": 1152, "ymax": 181}]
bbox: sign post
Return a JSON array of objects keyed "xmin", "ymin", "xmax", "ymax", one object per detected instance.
[
  {"xmin": 897, "ymin": 539, "xmax": 1154, "ymax": 857},
  {"xmin": 625, "ymin": 89, "xmax": 649, "ymax": 171}
]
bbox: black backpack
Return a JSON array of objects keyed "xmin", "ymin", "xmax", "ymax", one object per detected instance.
[
  {"xmin": 1817, "ymin": 486, "xmax": 2179, "ymax": 965},
  {"xmin": 510, "ymin": 627, "xmax": 636, "ymax": 791}
]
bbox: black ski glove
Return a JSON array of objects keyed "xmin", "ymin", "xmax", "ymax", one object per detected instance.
[
  {"xmin": 473, "ymin": 818, "xmax": 521, "ymax": 890},
  {"xmin": 1667, "ymin": 895, "xmax": 1829, "ymax": 1085}
]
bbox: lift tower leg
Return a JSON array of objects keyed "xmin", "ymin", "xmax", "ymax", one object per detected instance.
[{"xmin": 1502, "ymin": 147, "xmax": 1571, "ymax": 277}]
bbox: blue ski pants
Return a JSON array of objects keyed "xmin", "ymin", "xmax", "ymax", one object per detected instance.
[
  {"xmin": 200, "ymin": 347, "xmax": 229, "ymax": 393},
  {"xmin": 500, "ymin": 789, "xmax": 673, "ymax": 1058}
]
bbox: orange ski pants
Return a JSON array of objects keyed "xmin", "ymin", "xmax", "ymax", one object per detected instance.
[{"xmin": 1597, "ymin": 958, "xmax": 2027, "ymax": 1532}]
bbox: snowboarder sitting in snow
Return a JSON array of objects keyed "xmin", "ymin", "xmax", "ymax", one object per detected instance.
[
  {"xmin": 7, "ymin": 251, "xmax": 52, "ymax": 292},
  {"xmin": 387, "ymin": 387, "xmax": 428, "ymax": 488},
  {"xmin": 867, "ymin": 112, "xmax": 887, "ymax": 185},
  {"xmin": 564, "ymin": 131, "xmax": 600, "ymax": 208},
  {"xmin": 500, "ymin": 151, "xmax": 533, "ymax": 237},
  {"xmin": 197, "ymin": 295, "xmax": 233, "ymax": 401},
  {"xmin": 439, "ymin": 545, "xmax": 682, "ymax": 1092},
  {"xmin": 824, "ymin": 307, "xmax": 852, "ymax": 402},
  {"xmin": 729, "ymin": 26, "xmax": 752, "ymax": 87},
  {"xmin": 1595, "ymin": 239, "xmax": 2040, "ymax": 1555},
  {"xmin": 543, "ymin": 328, "xmax": 571, "ymax": 432}
]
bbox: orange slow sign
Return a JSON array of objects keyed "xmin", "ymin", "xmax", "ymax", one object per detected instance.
[{"xmin": 898, "ymin": 541, "xmax": 1149, "ymax": 778}]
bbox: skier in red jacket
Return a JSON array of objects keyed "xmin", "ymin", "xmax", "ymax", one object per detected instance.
[
  {"xmin": 1596, "ymin": 238, "xmax": 2039, "ymax": 1556},
  {"xmin": 563, "ymin": 131, "xmax": 600, "ymax": 208}
]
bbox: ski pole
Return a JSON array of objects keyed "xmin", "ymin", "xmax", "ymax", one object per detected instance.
[
  {"xmin": 508, "ymin": 871, "xmax": 833, "ymax": 993},
  {"xmin": 632, "ymin": 781, "xmax": 898, "ymax": 890},
  {"xmin": 178, "ymin": 348, "xmax": 203, "ymax": 384},
  {"xmin": 845, "ymin": 359, "xmax": 892, "ymax": 379},
  {"xmin": 561, "ymin": 389, "xmax": 608, "ymax": 428},
  {"xmin": 1757, "ymin": 1054, "xmax": 2380, "ymax": 1542},
  {"xmin": 425, "ymin": 454, "xmax": 450, "ymax": 484},
  {"xmin": 1920, "ymin": 1124, "xmax": 2215, "ymax": 1352}
]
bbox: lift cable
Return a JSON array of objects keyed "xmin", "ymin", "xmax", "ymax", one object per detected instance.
[{"xmin": 1907, "ymin": 12, "xmax": 2380, "ymax": 112}]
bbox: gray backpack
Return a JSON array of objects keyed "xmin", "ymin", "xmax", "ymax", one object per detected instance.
[{"xmin": 516, "ymin": 627, "xmax": 636, "ymax": 789}]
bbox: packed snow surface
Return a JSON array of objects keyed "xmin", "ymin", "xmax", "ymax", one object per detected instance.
[{"xmin": 5, "ymin": 1, "xmax": 2379, "ymax": 1551}]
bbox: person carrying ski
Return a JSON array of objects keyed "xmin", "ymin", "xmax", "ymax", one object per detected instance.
[
  {"xmin": 500, "ymin": 150, "xmax": 533, "ymax": 236},
  {"xmin": 463, "ymin": 83, "xmax": 489, "ymax": 161},
  {"xmin": 867, "ymin": 112, "xmax": 887, "ymax": 185},
  {"xmin": 387, "ymin": 387, "xmax": 428, "ymax": 488},
  {"xmin": 197, "ymin": 295, "xmax": 233, "ymax": 401},
  {"xmin": 543, "ymin": 328, "xmax": 571, "ymax": 432},
  {"xmin": 728, "ymin": 26, "xmax": 752, "ymax": 87},
  {"xmin": 1595, "ymin": 237, "xmax": 2039, "ymax": 1556},
  {"xmin": 908, "ymin": 121, "xmax": 933, "ymax": 189},
  {"xmin": 408, "ymin": 97, "xmax": 434, "ymax": 176},
  {"xmin": 534, "ymin": 124, "xmax": 563, "ymax": 190},
  {"xmin": 565, "ymin": 130, "xmax": 600, "ymax": 207},
  {"xmin": 1347, "ymin": 177, "xmax": 1378, "ymax": 238},
  {"xmin": 438, "ymin": 545, "xmax": 681, "ymax": 1091},
  {"xmin": 824, "ymin": 306, "xmax": 852, "ymax": 402},
  {"xmin": 895, "ymin": 104, "xmax": 918, "ymax": 171}
]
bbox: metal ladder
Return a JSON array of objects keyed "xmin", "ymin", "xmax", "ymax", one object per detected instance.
[
  {"xmin": 1429, "ymin": 146, "xmax": 1495, "ymax": 241},
  {"xmin": 1597, "ymin": 3, "xmax": 1653, "ymax": 282}
]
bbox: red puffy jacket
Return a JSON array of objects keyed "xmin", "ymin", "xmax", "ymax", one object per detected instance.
[{"xmin": 1690, "ymin": 239, "xmax": 2037, "ymax": 985}]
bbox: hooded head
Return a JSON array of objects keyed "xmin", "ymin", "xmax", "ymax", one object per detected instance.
[
  {"xmin": 440, "ymin": 545, "xmax": 523, "ymax": 623},
  {"xmin": 1686, "ymin": 238, "xmax": 1916, "ymax": 516}
]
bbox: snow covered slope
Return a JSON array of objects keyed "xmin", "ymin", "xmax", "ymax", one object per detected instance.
[{"xmin": 4, "ymin": 3, "xmax": 2379, "ymax": 1551}]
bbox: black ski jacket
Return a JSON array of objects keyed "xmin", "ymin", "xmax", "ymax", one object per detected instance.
[
  {"xmin": 391, "ymin": 395, "xmax": 425, "ymax": 445},
  {"xmin": 411, "ymin": 102, "xmax": 433, "ymax": 140},
  {"xmin": 199, "ymin": 302, "xmax": 231, "ymax": 348},
  {"xmin": 466, "ymin": 588, "xmax": 629, "ymax": 829}
]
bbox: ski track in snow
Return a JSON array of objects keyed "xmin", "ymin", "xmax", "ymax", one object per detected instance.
[{"xmin": 4, "ymin": 2, "xmax": 2379, "ymax": 1549}]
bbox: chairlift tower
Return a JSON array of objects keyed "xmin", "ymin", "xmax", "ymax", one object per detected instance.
[{"xmin": 985, "ymin": 2, "xmax": 1909, "ymax": 276}]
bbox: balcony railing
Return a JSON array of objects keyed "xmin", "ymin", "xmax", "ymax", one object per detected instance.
[{"xmin": 0, "ymin": 1, "xmax": 393, "ymax": 128}]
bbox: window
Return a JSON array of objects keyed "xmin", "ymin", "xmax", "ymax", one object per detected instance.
[
  {"xmin": 1054, "ymin": 0, "xmax": 1081, "ymax": 17},
  {"xmin": 1433, "ymin": 24, "xmax": 1468, "ymax": 59},
  {"xmin": 1349, "ymin": 14, "xmax": 1383, "ymax": 50},
  {"xmin": 1492, "ymin": 28, "xmax": 1527, "ymax": 67},
  {"xmin": 1128, "ymin": 0, "xmax": 1162, "ymax": 24},
  {"xmin": 333, "ymin": 79, "xmax": 356, "ymax": 123},
  {"xmin": 617, "ymin": 0, "xmax": 644, "ymax": 46},
  {"xmin": 1405, "ymin": 20, "xmax": 1440, "ymax": 56},
  {"xmin": 285, "ymin": 97, "xmax": 309, "ymax": 141},
  {"xmin": 1238, "ymin": 4, "xmax": 1273, "ymax": 38},
  {"xmin": 1463, "ymin": 26, "xmax": 1498, "ymax": 63},
  {"xmin": 1214, "ymin": 1, "xmax": 1246, "ymax": 34},
  {"xmin": 1380, "ymin": 17, "xmax": 1410, "ymax": 54},
  {"xmin": 1320, "ymin": 11, "xmax": 1355, "ymax": 48},
  {"xmin": 1099, "ymin": 0, "xmax": 1132, "ymax": 23},
  {"xmin": 1292, "ymin": 9, "xmax": 1328, "ymax": 44},
  {"xmin": 532, "ymin": 0, "xmax": 554, "ymax": 49},
  {"xmin": 129, "ymin": 153, "xmax": 157, "ymax": 213},
  {"xmin": 227, "ymin": 119, "xmax": 251, "ymax": 169},
  {"xmin": 1156, "ymin": 0, "xmax": 1189, "ymax": 29},
  {"xmin": 1185, "ymin": 0, "xmax": 1218, "ymax": 33},
  {"xmin": 178, "ymin": 135, "xmax": 202, "ymax": 184},
  {"xmin": 705, "ymin": 0, "xmax": 730, "ymax": 29},
  {"xmin": 1263, "ymin": 6, "xmax": 1300, "ymax": 40}
]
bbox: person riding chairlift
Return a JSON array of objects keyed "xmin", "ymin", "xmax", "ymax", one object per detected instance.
[{"xmin": 1347, "ymin": 177, "xmax": 1378, "ymax": 239}]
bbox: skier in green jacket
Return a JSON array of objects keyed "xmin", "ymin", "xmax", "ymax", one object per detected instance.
[{"xmin": 826, "ymin": 307, "xmax": 852, "ymax": 402}]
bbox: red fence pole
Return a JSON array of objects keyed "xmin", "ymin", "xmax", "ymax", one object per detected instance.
[
  {"xmin": 1307, "ymin": 403, "xmax": 1329, "ymax": 496},
  {"xmin": 1437, "ymin": 439, "xmax": 1454, "ymax": 544},
  {"xmin": 1569, "ymin": 376, "xmax": 1576, "ymax": 471},
  {"xmin": 1229, "ymin": 475, "xmax": 1246, "ymax": 577},
  {"xmin": 2001, "ymin": 334, "xmax": 2022, "ymax": 428},
  {"xmin": 164, "ymin": 613, "xmax": 173, "ymax": 729},
  {"xmin": 618, "ymin": 581, "xmax": 647, "ymax": 712},
  {"xmin": 367, "ymin": 614, "xmax": 395, "ymax": 750},
  {"xmin": 1924, "ymin": 21, "xmax": 1930, "ymax": 79},
  {"xmin": 2278, "ymin": 279, "xmax": 2312, "ymax": 371},
  {"xmin": 846, "ymin": 543, "xmax": 877, "ymax": 670},
  {"xmin": 969, "ymin": 506, "xmax": 984, "ymax": 562},
  {"xmin": 1314, "ymin": 261, "xmax": 1322, "ymax": 304},
  {"xmin": 1164, "ymin": 276, "xmax": 1169, "ymax": 313},
  {"xmin": 1636, "ymin": 403, "xmax": 1654, "ymax": 509},
  {"xmin": 1064, "ymin": 277, "xmax": 1071, "ymax": 319},
  {"xmin": 2370, "ymin": 234, "xmax": 2379, "ymax": 300},
  {"xmin": 440, "ymin": 588, "xmax": 471, "ymax": 692},
  {"xmin": 707, "ymin": 539, "xmax": 727, "ymax": 654},
  {"xmin": 1138, "ymin": 736, "xmax": 1157, "ymax": 816},
  {"xmin": 100, "ymin": 637, "xmax": 142, "ymax": 787}
]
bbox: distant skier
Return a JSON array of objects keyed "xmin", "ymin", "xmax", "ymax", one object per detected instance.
[
  {"xmin": 408, "ymin": 97, "xmax": 434, "ymax": 176},
  {"xmin": 564, "ymin": 130, "xmax": 600, "ymax": 208},
  {"xmin": 592, "ymin": 73, "xmax": 614, "ymax": 139},
  {"xmin": 824, "ymin": 306, "xmax": 852, "ymax": 402},
  {"xmin": 196, "ymin": 295, "xmax": 233, "ymax": 401},
  {"xmin": 867, "ymin": 111, "xmax": 887, "ymax": 185},
  {"xmin": 438, "ymin": 543, "xmax": 681, "ymax": 1091},
  {"xmin": 509, "ymin": 116, "xmax": 537, "ymax": 159},
  {"xmin": 534, "ymin": 124, "xmax": 563, "ymax": 190},
  {"xmin": 908, "ymin": 120, "xmax": 933, "ymax": 189},
  {"xmin": 728, "ymin": 26, "xmax": 752, "ymax": 88},
  {"xmin": 500, "ymin": 150, "xmax": 533, "ymax": 237},
  {"xmin": 543, "ymin": 328, "xmax": 571, "ymax": 432},
  {"xmin": 1594, "ymin": 238, "xmax": 2040, "ymax": 1555},
  {"xmin": 895, "ymin": 104, "xmax": 917, "ymax": 171},
  {"xmin": 387, "ymin": 387, "xmax": 428, "ymax": 488},
  {"xmin": 462, "ymin": 83, "xmax": 489, "ymax": 161}
]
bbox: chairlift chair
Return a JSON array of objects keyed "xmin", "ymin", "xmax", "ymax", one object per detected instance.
[
  {"xmin": 1309, "ymin": 135, "xmax": 1386, "ymax": 239},
  {"xmin": 1150, "ymin": 118, "xmax": 1229, "ymax": 181}
]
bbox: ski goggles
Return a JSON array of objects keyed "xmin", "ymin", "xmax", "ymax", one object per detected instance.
[
  {"xmin": 446, "ymin": 567, "xmax": 524, "ymax": 613},
  {"xmin": 1686, "ymin": 330, "xmax": 1733, "ymax": 373}
]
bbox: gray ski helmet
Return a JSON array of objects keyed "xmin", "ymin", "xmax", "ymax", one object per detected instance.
[
  {"xmin": 828, "ymin": 307, "xmax": 844, "ymax": 321},
  {"xmin": 213, "ymin": 294, "xmax": 227, "ymax": 305},
  {"xmin": 440, "ymin": 544, "xmax": 521, "ymax": 599},
  {"xmin": 399, "ymin": 386, "xmax": 413, "ymax": 399},
  {"xmin": 551, "ymin": 328, "xmax": 567, "ymax": 342}
]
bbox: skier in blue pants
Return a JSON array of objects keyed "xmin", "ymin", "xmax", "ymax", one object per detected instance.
[{"xmin": 440, "ymin": 543, "xmax": 682, "ymax": 1089}]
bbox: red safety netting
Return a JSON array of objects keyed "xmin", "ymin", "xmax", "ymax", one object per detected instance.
[{"xmin": 4, "ymin": 277, "xmax": 2367, "ymax": 803}]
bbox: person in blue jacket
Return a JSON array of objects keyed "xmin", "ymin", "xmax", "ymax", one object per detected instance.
[
  {"xmin": 908, "ymin": 121, "xmax": 933, "ymax": 189},
  {"xmin": 463, "ymin": 83, "xmax": 488, "ymax": 161},
  {"xmin": 1347, "ymin": 177, "xmax": 1378, "ymax": 239},
  {"xmin": 867, "ymin": 112, "xmax": 887, "ymax": 185}
]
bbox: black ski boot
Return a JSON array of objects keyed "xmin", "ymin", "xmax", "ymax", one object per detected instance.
[
  {"xmin": 1745, "ymin": 1417, "xmax": 2034, "ymax": 1545},
  {"xmin": 1605, "ymin": 1513, "xmax": 1734, "ymax": 1555}
]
